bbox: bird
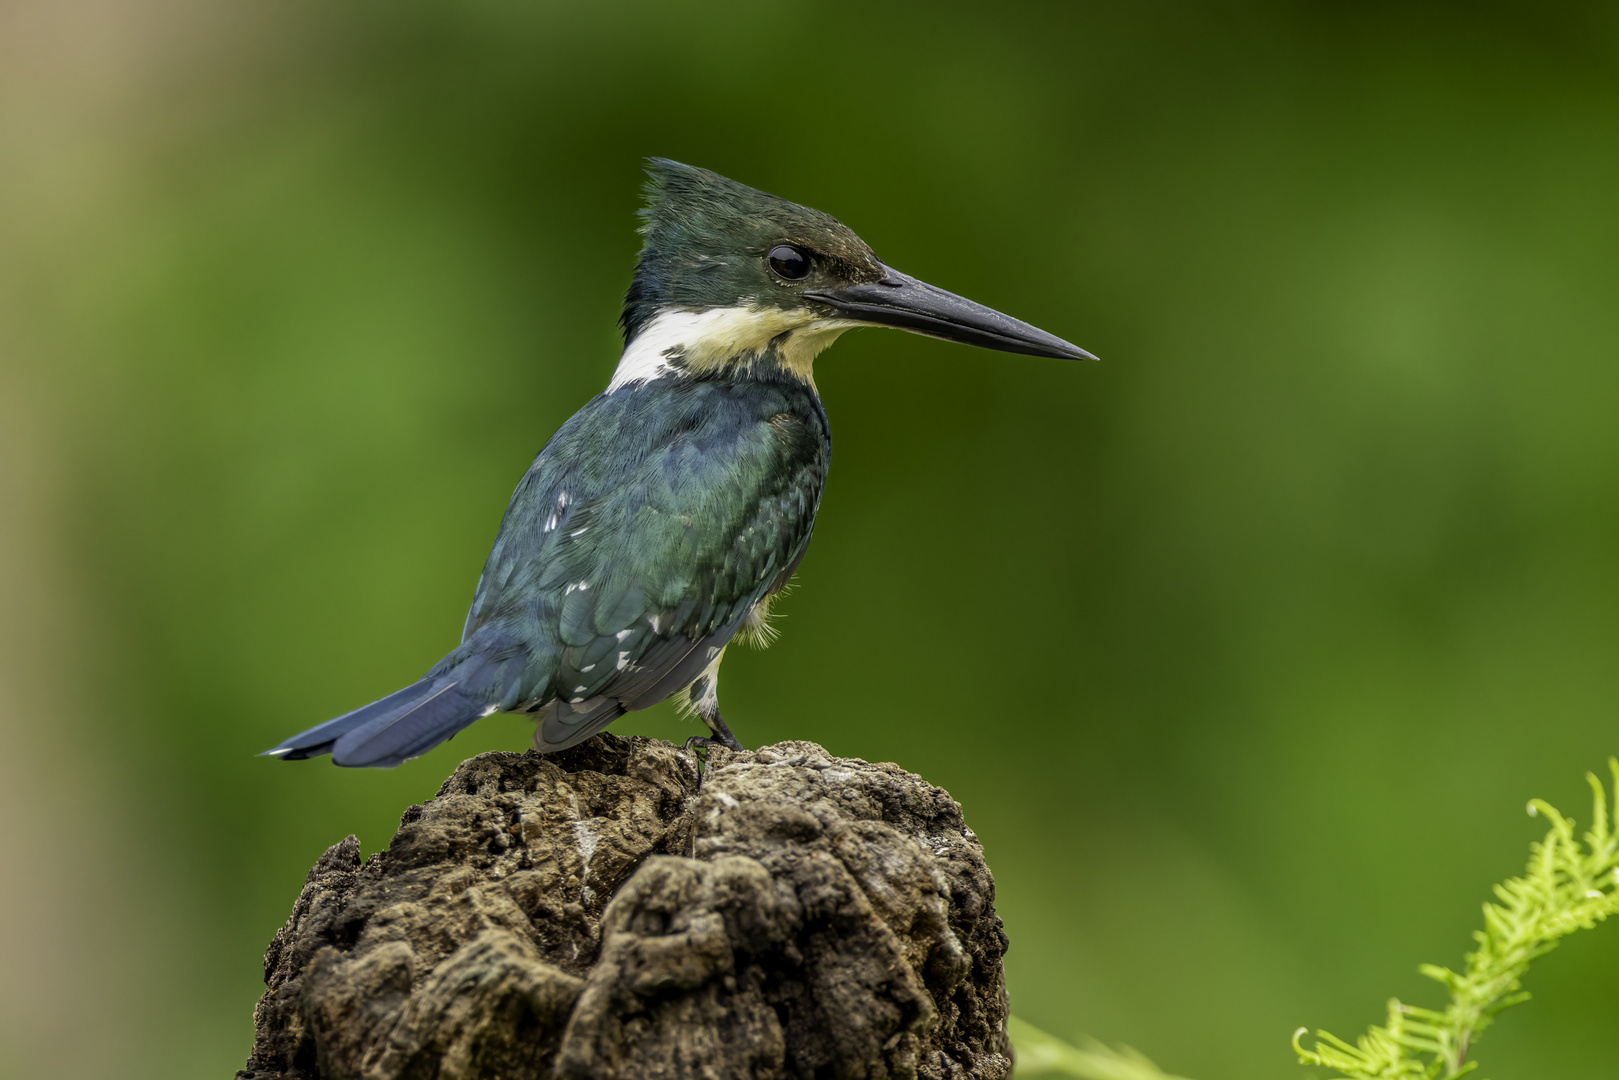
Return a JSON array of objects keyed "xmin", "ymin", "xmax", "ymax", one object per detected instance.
[{"xmin": 265, "ymin": 159, "xmax": 1093, "ymax": 768}]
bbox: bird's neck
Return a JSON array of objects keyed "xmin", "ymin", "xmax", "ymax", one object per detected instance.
[{"xmin": 607, "ymin": 306, "xmax": 860, "ymax": 394}]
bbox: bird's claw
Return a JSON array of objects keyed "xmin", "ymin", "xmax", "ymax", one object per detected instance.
[{"xmin": 683, "ymin": 735, "xmax": 716, "ymax": 787}]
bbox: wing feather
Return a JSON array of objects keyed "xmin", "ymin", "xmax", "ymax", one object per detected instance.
[{"xmin": 459, "ymin": 378, "xmax": 827, "ymax": 721}]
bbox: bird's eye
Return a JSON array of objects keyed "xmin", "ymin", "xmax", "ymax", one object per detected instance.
[{"xmin": 767, "ymin": 244, "xmax": 811, "ymax": 281}]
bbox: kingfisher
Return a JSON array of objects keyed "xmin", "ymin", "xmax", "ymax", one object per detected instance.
[{"xmin": 266, "ymin": 160, "xmax": 1093, "ymax": 768}]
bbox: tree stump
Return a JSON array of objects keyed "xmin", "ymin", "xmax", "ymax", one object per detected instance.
[{"xmin": 239, "ymin": 735, "xmax": 1011, "ymax": 1080}]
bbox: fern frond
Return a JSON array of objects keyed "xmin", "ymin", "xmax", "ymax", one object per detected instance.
[
  {"xmin": 1009, "ymin": 1017, "xmax": 1191, "ymax": 1080},
  {"xmin": 1295, "ymin": 758, "xmax": 1619, "ymax": 1079}
]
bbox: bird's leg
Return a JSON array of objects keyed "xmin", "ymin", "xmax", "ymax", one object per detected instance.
[
  {"xmin": 682, "ymin": 715, "xmax": 742, "ymax": 788},
  {"xmin": 705, "ymin": 711, "xmax": 745, "ymax": 751},
  {"xmin": 687, "ymin": 659, "xmax": 744, "ymax": 749},
  {"xmin": 681, "ymin": 661, "xmax": 744, "ymax": 783},
  {"xmin": 682, "ymin": 711, "xmax": 743, "ymax": 753}
]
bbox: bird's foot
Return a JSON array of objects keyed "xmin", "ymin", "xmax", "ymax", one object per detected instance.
[
  {"xmin": 702, "ymin": 712, "xmax": 745, "ymax": 752},
  {"xmin": 683, "ymin": 717, "xmax": 743, "ymax": 787},
  {"xmin": 682, "ymin": 735, "xmax": 716, "ymax": 786}
]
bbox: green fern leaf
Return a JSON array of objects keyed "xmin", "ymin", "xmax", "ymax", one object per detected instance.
[{"xmin": 1294, "ymin": 758, "xmax": 1619, "ymax": 1079}]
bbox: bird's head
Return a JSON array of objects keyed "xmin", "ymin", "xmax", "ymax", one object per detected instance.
[{"xmin": 614, "ymin": 159, "xmax": 1093, "ymax": 389}]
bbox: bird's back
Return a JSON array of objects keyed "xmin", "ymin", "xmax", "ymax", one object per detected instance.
[{"xmin": 438, "ymin": 368, "xmax": 830, "ymax": 748}]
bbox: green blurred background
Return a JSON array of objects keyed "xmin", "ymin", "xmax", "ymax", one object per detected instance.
[{"xmin": 2, "ymin": 2, "xmax": 1617, "ymax": 1077}]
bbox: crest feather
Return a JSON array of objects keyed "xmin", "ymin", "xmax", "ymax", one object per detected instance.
[{"xmin": 619, "ymin": 159, "xmax": 881, "ymax": 342}]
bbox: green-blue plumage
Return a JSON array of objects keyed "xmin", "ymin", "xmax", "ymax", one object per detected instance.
[{"xmin": 452, "ymin": 367, "xmax": 827, "ymax": 746}]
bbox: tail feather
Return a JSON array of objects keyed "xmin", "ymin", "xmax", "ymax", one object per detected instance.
[
  {"xmin": 332, "ymin": 678, "xmax": 493, "ymax": 768},
  {"xmin": 265, "ymin": 675, "xmax": 495, "ymax": 769},
  {"xmin": 534, "ymin": 695, "xmax": 625, "ymax": 754},
  {"xmin": 264, "ymin": 679, "xmax": 439, "ymax": 761}
]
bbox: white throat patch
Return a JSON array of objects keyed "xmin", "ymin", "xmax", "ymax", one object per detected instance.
[{"xmin": 607, "ymin": 306, "xmax": 862, "ymax": 392}]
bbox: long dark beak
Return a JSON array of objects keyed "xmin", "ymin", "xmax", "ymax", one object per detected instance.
[{"xmin": 804, "ymin": 267, "xmax": 1096, "ymax": 361}]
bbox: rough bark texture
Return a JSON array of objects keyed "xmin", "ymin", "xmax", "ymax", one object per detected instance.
[{"xmin": 240, "ymin": 735, "xmax": 1010, "ymax": 1080}]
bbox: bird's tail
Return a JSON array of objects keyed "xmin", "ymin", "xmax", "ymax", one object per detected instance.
[{"xmin": 264, "ymin": 672, "xmax": 496, "ymax": 769}]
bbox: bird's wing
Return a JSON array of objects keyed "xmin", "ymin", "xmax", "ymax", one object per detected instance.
[{"xmin": 453, "ymin": 378, "xmax": 827, "ymax": 715}]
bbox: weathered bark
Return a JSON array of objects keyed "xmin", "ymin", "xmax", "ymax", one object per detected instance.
[{"xmin": 239, "ymin": 735, "xmax": 1010, "ymax": 1080}]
